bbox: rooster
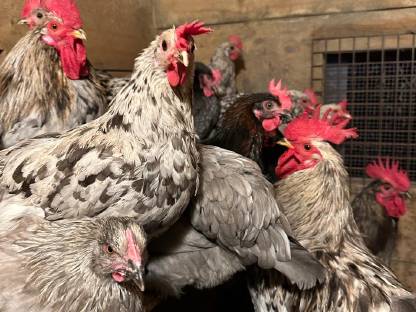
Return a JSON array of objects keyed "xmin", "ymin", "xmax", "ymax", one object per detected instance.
[
  {"xmin": 0, "ymin": 204, "xmax": 147, "ymax": 312},
  {"xmin": 352, "ymin": 158, "xmax": 411, "ymax": 265},
  {"xmin": 0, "ymin": 22, "xmax": 211, "ymax": 235},
  {"xmin": 0, "ymin": 0, "xmax": 107, "ymax": 148},
  {"xmin": 248, "ymin": 110, "xmax": 416, "ymax": 311}
]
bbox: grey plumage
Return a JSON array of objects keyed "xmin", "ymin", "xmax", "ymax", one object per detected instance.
[
  {"xmin": 190, "ymin": 144, "xmax": 325, "ymax": 289},
  {"xmin": 95, "ymin": 70, "xmax": 131, "ymax": 104},
  {"xmin": 0, "ymin": 26, "xmax": 106, "ymax": 149},
  {"xmin": 352, "ymin": 181, "xmax": 398, "ymax": 265},
  {"xmin": 0, "ymin": 204, "xmax": 146, "ymax": 312},
  {"xmin": 250, "ymin": 141, "xmax": 415, "ymax": 311},
  {"xmin": 0, "ymin": 27, "xmax": 199, "ymax": 236}
]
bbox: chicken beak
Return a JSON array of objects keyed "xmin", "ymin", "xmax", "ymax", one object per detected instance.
[
  {"xmin": 178, "ymin": 51, "xmax": 189, "ymax": 67},
  {"xmin": 277, "ymin": 138, "xmax": 294, "ymax": 149},
  {"xmin": 127, "ymin": 260, "xmax": 145, "ymax": 291},
  {"xmin": 404, "ymin": 192, "xmax": 412, "ymax": 200},
  {"xmin": 72, "ymin": 29, "xmax": 87, "ymax": 41},
  {"xmin": 18, "ymin": 19, "xmax": 28, "ymax": 25}
]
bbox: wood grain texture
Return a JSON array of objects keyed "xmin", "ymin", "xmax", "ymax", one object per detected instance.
[
  {"xmin": 155, "ymin": 0, "xmax": 416, "ymax": 29},
  {"xmin": 0, "ymin": 0, "xmax": 157, "ymax": 71}
]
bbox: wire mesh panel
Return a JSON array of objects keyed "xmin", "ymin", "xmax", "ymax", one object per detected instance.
[{"xmin": 312, "ymin": 34, "xmax": 416, "ymax": 181}]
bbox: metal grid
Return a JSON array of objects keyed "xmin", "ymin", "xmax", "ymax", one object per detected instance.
[{"xmin": 312, "ymin": 34, "xmax": 416, "ymax": 181}]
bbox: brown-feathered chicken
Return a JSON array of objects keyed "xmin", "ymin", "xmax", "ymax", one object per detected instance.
[
  {"xmin": 204, "ymin": 80, "xmax": 293, "ymax": 181},
  {"xmin": 0, "ymin": 203, "xmax": 147, "ymax": 312},
  {"xmin": 352, "ymin": 158, "xmax": 411, "ymax": 265},
  {"xmin": 0, "ymin": 0, "xmax": 107, "ymax": 148},
  {"xmin": 0, "ymin": 22, "xmax": 211, "ymax": 235},
  {"xmin": 248, "ymin": 110, "xmax": 415, "ymax": 311}
]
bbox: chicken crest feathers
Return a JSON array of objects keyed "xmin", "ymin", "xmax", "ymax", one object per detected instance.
[
  {"xmin": 175, "ymin": 21, "xmax": 213, "ymax": 50},
  {"xmin": 366, "ymin": 158, "xmax": 411, "ymax": 192},
  {"xmin": 284, "ymin": 106, "xmax": 358, "ymax": 144},
  {"xmin": 268, "ymin": 79, "xmax": 293, "ymax": 110}
]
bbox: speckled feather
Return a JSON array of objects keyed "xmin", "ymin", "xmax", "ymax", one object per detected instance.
[
  {"xmin": 0, "ymin": 29, "xmax": 199, "ymax": 236},
  {"xmin": 249, "ymin": 142, "xmax": 415, "ymax": 312},
  {"xmin": 0, "ymin": 205, "xmax": 146, "ymax": 312},
  {"xmin": 0, "ymin": 29, "xmax": 106, "ymax": 148}
]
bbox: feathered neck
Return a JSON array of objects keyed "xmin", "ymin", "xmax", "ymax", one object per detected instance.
[
  {"xmin": 21, "ymin": 220, "xmax": 143, "ymax": 311},
  {"xmin": 98, "ymin": 36, "xmax": 195, "ymax": 140},
  {"xmin": 275, "ymin": 145, "xmax": 355, "ymax": 253},
  {"xmin": 0, "ymin": 29, "xmax": 75, "ymax": 130}
]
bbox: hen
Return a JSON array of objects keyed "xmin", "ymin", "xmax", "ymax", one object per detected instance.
[
  {"xmin": 249, "ymin": 109, "xmax": 415, "ymax": 311},
  {"xmin": 0, "ymin": 22, "xmax": 211, "ymax": 235},
  {"xmin": 0, "ymin": 0, "xmax": 107, "ymax": 148},
  {"xmin": 205, "ymin": 80, "xmax": 293, "ymax": 181},
  {"xmin": 0, "ymin": 204, "xmax": 147, "ymax": 312},
  {"xmin": 192, "ymin": 62, "xmax": 221, "ymax": 140},
  {"xmin": 352, "ymin": 158, "xmax": 411, "ymax": 265}
]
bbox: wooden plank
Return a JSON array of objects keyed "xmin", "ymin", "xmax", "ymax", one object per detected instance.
[
  {"xmin": 155, "ymin": 0, "xmax": 416, "ymax": 29},
  {"xmin": 0, "ymin": 0, "xmax": 157, "ymax": 70},
  {"xmin": 192, "ymin": 8, "xmax": 416, "ymax": 93}
]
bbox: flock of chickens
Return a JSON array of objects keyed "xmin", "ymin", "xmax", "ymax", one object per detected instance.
[{"xmin": 0, "ymin": 0, "xmax": 414, "ymax": 311}]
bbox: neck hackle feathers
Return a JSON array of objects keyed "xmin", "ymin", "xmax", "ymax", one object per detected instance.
[
  {"xmin": 175, "ymin": 21, "xmax": 212, "ymax": 50},
  {"xmin": 21, "ymin": 0, "xmax": 83, "ymax": 28},
  {"xmin": 269, "ymin": 79, "xmax": 293, "ymax": 111},
  {"xmin": 284, "ymin": 106, "xmax": 358, "ymax": 144},
  {"xmin": 366, "ymin": 158, "xmax": 411, "ymax": 192}
]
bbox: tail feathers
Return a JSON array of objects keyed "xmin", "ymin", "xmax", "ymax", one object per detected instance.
[
  {"xmin": 274, "ymin": 238, "xmax": 326, "ymax": 290},
  {"xmin": 391, "ymin": 295, "xmax": 416, "ymax": 312}
]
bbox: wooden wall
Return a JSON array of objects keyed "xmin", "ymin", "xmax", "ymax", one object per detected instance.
[
  {"xmin": 154, "ymin": 0, "xmax": 416, "ymax": 92},
  {"xmin": 0, "ymin": 0, "xmax": 157, "ymax": 75}
]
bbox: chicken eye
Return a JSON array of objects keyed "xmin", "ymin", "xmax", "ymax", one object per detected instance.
[
  {"xmin": 103, "ymin": 244, "xmax": 114, "ymax": 254},
  {"xmin": 266, "ymin": 102, "xmax": 274, "ymax": 110},
  {"xmin": 36, "ymin": 12, "xmax": 43, "ymax": 19},
  {"xmin": 304, "ymin": 144, "xmax": 312, "ymax": 151},
  {"xmin": 162, "ymin": 40, "xmax": 168, "ymax": 51},
  {"xmin": 230, "ymin": 46, "xmax": 235, "ymax": 51}
]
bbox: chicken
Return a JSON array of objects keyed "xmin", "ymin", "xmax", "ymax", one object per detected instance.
[
  {"xmin": 0, "ymin": 203, "xmax": 147, "ymax": 312},
  {"xmin": 0, "ymin": 22, "xmax": 211, "ymax": 235},
  {"xmin": 352, "ymin": 158, "xmax": 411, "ymax": 265},
  {"xmin": 248, "ymin": 110, "xmax": 415, "ymax": 311},
  {"xmin": 0, "ymin": 0, "xmax": 107, "ymax": 148},
  {"xmin": 96, "ymin": 71, "xmax": 131, "ymax": 103},
  {"xmin": 192, "ymin": 62, "xmax": 221, "ymax": 140},
  {"xmin": 204, "ymin": 80, "xmax": 293, "ymax": 181},
  {"xmin": 145, "ymin": 143, "xmax": 326, "ymax": 308},
  {"xmin": 209, "ymin": 35, "xmax": 243, "ymax": 99}
]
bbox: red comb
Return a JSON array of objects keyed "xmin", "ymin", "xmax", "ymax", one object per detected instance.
[
  {"xmin": 269, "ymin": 79, "xmax": 293, "ymax": 110},
  {"xmin": 176, "ymin": 21, "xmax": 212, "ymax": 50},
  {"xmin": 366, "ymin": 158, "xmax": 411, "ymax": 192},
  {"xmin": 228, "ymin": 35, "xmax": 243, "ymax": 49},
  {"xmin": 284, "ymin": 105, "xmax": 358, "ymax": 144},
  {"xmin": 304, "ymin": 89, "xmax": 319, "ymax": 107},
  {"xmin": 21, "ymin": 0, "xmax": 82, "ymax": 28}
]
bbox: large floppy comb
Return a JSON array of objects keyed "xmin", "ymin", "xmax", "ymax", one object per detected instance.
[
  {"xmin": 268, "ymin": 79, "xmax": 293, "ymax": 111},
  {"xmin": 21, "ymin": 0, "xmax": 83, "ymax": 28},
  {"xmin": 284, "ymin": 105, "xmax": 358, "ymax": 144},
  {"xmin": 366, "ymin": 158, "xmax": 411, "ymax": 192},
  {"xmin": 176, "ymin": 21, "xmax": 213, "ymax": 50}
]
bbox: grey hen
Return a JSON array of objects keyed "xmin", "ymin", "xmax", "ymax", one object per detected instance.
[
  {"xmin": 0, "ymin": 204, "xmax": 147, "ymax": 312},
  {"xmin": 0, "ymin": 22, "xmax": 212, "ymax": 235}
]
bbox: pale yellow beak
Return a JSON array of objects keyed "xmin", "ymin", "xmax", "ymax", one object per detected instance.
[
  {"xmin": 277, "ymin": 138, "xmax": 294, "ymax": 149},
  {"xmin": 178, "ymin": 51, "xmax": 189, "ymax": 67},
  {"xmin": 17, "ymin": 19, "xmax": 28, "ymax": 25},
  {"xmin": 72, "ymin": 29, "xmax": 87, "ymax": 41}
]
